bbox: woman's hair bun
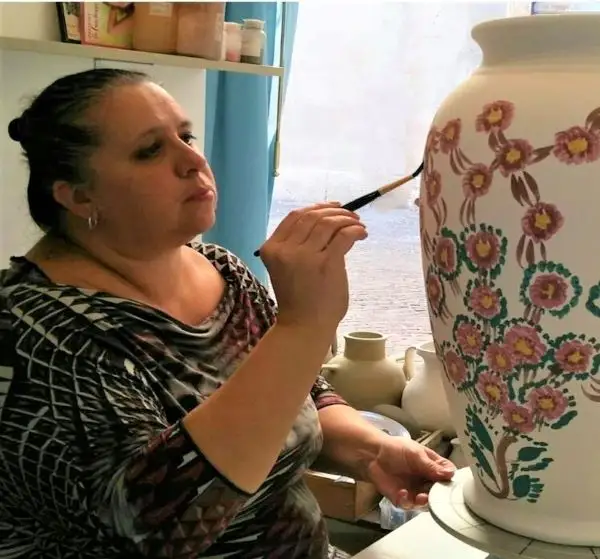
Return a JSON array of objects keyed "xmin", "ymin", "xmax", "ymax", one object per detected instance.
[{"xmin": 8, "ymin": 117, "xmax": 24, "ymax": 142}]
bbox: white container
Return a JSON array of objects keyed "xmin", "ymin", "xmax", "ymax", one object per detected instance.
[
  {"xmin": 420, "ymin": 13, "xmax": 600, "ymax": 546},
  {"xmin": 241, "ymin": 18, "xmax": 265, "ymax": 65},
  {"xmin": 224, "ymin": 22, "xmax": 242, "ymax": 63}
]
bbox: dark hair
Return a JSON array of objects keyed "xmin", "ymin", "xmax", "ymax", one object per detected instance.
[{"xmin": 7, "ymin": 68, "xmax": 150, "ymax": 232}]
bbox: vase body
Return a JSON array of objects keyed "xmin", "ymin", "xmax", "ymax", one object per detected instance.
[
  {"xmin": 401, "ymin": 340, "xmax": 455, "ymax": 436},
  {"xmin": 322, "ymin": 331, "xmax": 407, "ymax": 411},
  {"xmin": 420, "ymin": 13, "xmax": 600, "ymax": 546}
]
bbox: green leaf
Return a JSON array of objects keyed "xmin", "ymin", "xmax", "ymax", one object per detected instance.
[
  {"xmin": 470, "ymin": 442, "xmax": 497, "ymax": 483},
  {"xmin": 517, "ymin": 446, "xmax": 545, "ymax": 462},
  {"xmin": 550, "ymin": 410, "xmax": 578, "ymax": 430},
  {"xmin": 512, "ymin": 475, "xmax": 532, "ymax": 499},
  {"xmin": 522, "ymin": 457, "xmax": 553, "ymax": 472},
  {"xmin": 470, "ymin": 413, "xmax": 495, "ymax": 452}
]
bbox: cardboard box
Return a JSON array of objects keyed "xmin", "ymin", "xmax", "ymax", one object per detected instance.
[{"xmin": 304, "ymin": 470, "xmax": 381, "ymax": 522}]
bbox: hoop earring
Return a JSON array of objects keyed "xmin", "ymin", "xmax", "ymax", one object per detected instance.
[{"xmin": 87, "ymin": 209, "xmax": 99, "ymax": 231}]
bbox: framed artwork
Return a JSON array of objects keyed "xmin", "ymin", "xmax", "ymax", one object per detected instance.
[{"xmin": 56, "ymin": 2, "xmax": 81, "ymax": 44}]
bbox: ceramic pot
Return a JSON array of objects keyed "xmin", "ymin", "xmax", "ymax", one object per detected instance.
[
  {"xmin": 321, "ymin": 331, "xmax": 406, "ymax": 411},
  {"xmin": 420, "ymin": 13, "xmax": 600, "ymax": 546},
  {"xmin": 401, "ymin": 340, "xmax": 455, "ymax": 436}
]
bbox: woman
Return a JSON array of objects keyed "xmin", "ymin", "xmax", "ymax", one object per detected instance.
[{"xmin": 0, "ymin": 69, "xmax": 454, "ymax": 558}]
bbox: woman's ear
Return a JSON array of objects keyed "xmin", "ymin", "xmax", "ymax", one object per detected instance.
[{"xmin": 52, "ymin": 181, "xmax": 94, "ymax": 221}]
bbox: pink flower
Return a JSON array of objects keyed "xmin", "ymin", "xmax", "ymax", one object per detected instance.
[
  {"xmin": 497, "ymin": 139, "xmax": 534, "ymax": 177},
  {"xmin": 455, "ymin": 322, "xmax": 484, "ymax": 357},
  {"xmin": 475, "ymin": 100, "xmax": 515, "ymax": 133},
  {"xmin": 425, "ymin": 126, "xmax": 440, "ymax": 154},
  {"xmin": 555, "ymin": 340, "xmax": 593, "ymax": 373},
  {"xmin": 469, "ymin": 284, "xmax": 501, "ymax": 320},
  {"xmin": 503, "ymin": 402, "xmax": 535, "ymax": 433},
  {"xmin": 434, "ymin": 237, "xmax": 458, "ymax": 275},
  {"xmin": 465, "ymin": 230, "xmax": 501, "ymax": 270},
  {"xmin": 528, "ymin": 273, "xmax": 568, "ymax": 310},
  {"xmin": 485, "ymin": 343, "xmax": 513, "ymax": 374},
  {"xmin": 504, "ymin": 325, "xmax": 546, "ymax": 366},
  {"xmin": 476, "ymin": 371, "xmax": 508, "ymax": 407},
  {"xmin": 439, "ymin": 119, "xmax": 462, "ymax": 154},
  {"xmin": 553, "ymin": 125, "xmax": 600, "ymax": 165},
  {"xmin": 528, "ymin": 386, "xmax": 568, "ymax": 421},
  {"xmin": 443, "ymin": 350, "xmax": 468, "ymax": 385},
  {"xmin": 426, "ymin": 273, "xmax": 443, "ymax": 309},
  {"xmin": 424, "ymin": 169, "xmax": 442, "ymax": 206},
  {"xmin": 462, "ymin": 164, "xmax": 493, "ymax": 198},
  {"xmin": 521, "ymin": 202, "xmax": 564, "ymax": 243}
]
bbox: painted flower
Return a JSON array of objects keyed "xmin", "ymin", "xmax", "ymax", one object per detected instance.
[
  {"xmin": 434, "ymin": 236, "xmax": 458, "ymax": 275},
  {"xmin": 443, "ymin": 350, "xmax": 468, "ymax": 385},
  {"xmin": 439, "ymin": 119, "xmax": 462, "ymax": 154},
  {"xmin": 462, "ymin": 164, "xmax": 493, "ymax": 198},
  {"xmin": 476, "ymin": 371, "xmax": 508, "ymax": 407},
  {"xmin": 502, "ymin": 402, "xmax": 535, "ymax": 433},
  {"xmin": 504, "ymin": 324, "xmax": 547, "ymax": 366},
  {"xmin": 521, "ymin": 202, "xmax": 564, "ymax": 243},
  {"xmin": 465, "ymin": 230, "xmax": 501, "ymax": 271},
  {"xmin": 528, "ymin": 386, "xmax": 568, "ymax": 421},
  {"xmin": 468, "ymin": 284, "xmax": 502, "ymax": 320},
  {"xmin": 455, "ymin": 321, "xmax": 484, "ymax": 357},
  {"xmin": 426, "ymin": 272, "xmax": 443, "ymax": 310},
  {"xmin": 555, "ymin": 339, "xmax": 593, "ymax": 373},
  {"xmin": 475, "ymin": 100, "xmax": 515, "ymax": 133},
  {"xmin": 424, "ymin": 169, "xmax": 442, "ymax": 206},
  {"xmin": 425, "ymin": 126, "xmax": 440, "ymax": 154},
  {"xmin": 485, "ymin": 343, "xmax": 513, "ymax": 375},
  {"xmin": 496, "ymin": 139, "xmax": 534, "ymax": 177},
  {"xmin": 553, "ymin": 125, "xmax": 600, "ymax": 165},
  {"xmin": 528, "ymin": 273, "xmax": 569, "ymax": 310}
]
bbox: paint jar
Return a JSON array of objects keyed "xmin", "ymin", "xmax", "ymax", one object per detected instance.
[
  {"xmin": 224, "ymin": 22, "xmax": 243, "ymax": 62},
  {"xmin": 241, "ymin": 18, "xmax": 266, "ymax": 64},
  {"xmin": 132, "ymin": 3, "xmax": 178, "ymax": 54},
  {"xmin": 176, "ymin": 2, "xmax": 225, "ymax": 61}
]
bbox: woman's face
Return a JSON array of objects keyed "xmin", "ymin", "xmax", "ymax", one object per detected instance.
[{"xmin": 78, "ymin": 81, "xmax": 217, "ymax": 252}]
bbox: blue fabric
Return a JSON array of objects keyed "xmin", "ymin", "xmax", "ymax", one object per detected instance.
[{"xmin": 204, "ymin": 2, "xmax": 298, "ymax": 283}]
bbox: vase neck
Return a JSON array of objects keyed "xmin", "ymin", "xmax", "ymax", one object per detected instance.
[
  {"xmin": 473, "ymin": 14, "xmax": 600, "ymax": 69},
  {"xmin": 344, "ymin": 332, "xmax": 386, "ymax": 361}
]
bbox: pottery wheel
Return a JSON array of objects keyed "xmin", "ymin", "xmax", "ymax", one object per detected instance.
[{"xmin": 429, "ymin": 468, "xmax": 600, "ymax": 559}]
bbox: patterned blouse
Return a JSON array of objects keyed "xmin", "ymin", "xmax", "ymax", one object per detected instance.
[{"xmin": 0, "ymin": 243, "xmax": 350, "ymax": 559}]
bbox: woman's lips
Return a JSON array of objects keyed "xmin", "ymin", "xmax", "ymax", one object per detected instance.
[{"xmin": 186, "ymin": 188, "xmax": 215, "ymax": 202}]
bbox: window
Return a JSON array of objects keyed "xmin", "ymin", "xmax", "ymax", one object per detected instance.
[{"xmin": 268, "ymin": 3, "xmax": 518, "ymax": 355}]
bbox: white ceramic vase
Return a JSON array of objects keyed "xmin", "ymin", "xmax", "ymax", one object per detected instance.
[
  {"xmin": 420, "ymin": 14, "xmax": 600, "ymax": 546},
  {"xmin": 401, "ymin": 340, "xmax": 455, "ymax": 436},
  {"xmin": 321, "ymin": 331, "xmax": 407, "ymax": 412}
]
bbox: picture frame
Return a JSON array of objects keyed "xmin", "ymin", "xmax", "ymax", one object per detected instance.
[{"xmin": 56, "ymin": 2, "xmax": 81, "ymax": 44}]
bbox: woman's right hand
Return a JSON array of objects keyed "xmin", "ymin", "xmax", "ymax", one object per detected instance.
[{"xmin": 258, "ymin": 202, "xmax": 368, "ymax": 332}]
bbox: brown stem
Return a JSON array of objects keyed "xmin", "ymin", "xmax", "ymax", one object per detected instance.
[{"xmin": 480, "ymin": 434, "xmax": 518, "ymax": 499}]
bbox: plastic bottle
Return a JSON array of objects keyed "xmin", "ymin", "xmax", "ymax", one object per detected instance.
[
  {"xmin": 224, "ymin": 22, "xmax": 243, "ymax": 62},
  {"xmin": 241, "ymin": 18, "xmax": 266, "ymax": 65}
]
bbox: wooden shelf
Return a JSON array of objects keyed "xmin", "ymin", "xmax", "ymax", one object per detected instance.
[{"xmin": 0, "ymin": 36, "xmax": 284, "ymax": 77}]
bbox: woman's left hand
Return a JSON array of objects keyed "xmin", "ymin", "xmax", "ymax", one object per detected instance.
[{"xmin": 365, "ymin": 437, "xmax": 456, "ymax": 510}]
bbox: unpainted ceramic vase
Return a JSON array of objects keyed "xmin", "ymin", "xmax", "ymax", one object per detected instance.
[
  {"xmin": 401, "ymin": 340, "xmax": 455, "ymax": 436},
  {"xmin": 420, "ymin": 13, "xmax": 600, "ymax": 545},
  {"xmin": 321, "ymin": 331, "xmax": 406, "ymax": 412}
]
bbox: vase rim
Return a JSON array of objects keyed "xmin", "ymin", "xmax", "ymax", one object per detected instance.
[
  {"xmin": 345, "ymin": 331, "xmax": 386, "ymax": 341},
  {"xmin": 473, "ymin": 12, "xmax": 600, "ymax": 37}
]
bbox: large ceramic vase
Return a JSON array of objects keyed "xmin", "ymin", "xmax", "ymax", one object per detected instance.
[{"xmin": 420, "ymin": 14, "xmax": 600, "ymax": 546}]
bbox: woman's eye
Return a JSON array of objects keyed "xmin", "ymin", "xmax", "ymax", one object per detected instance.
[
  {"xmin": 135, "ymin": 142, "xmax": 161, "ymax": 160},
  {"xmin": 181, "ymin": 133, "xmax": 197, "ymax": 145}
]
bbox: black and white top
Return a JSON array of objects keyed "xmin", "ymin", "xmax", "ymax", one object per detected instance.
[{"xmin": 0, "ymin": 243, "xmax": 349, "ymax": 559}]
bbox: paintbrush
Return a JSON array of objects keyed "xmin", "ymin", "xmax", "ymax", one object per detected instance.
[{"xmin": 253, "ymin": 161, "xmax": 424, "ymax": 257}]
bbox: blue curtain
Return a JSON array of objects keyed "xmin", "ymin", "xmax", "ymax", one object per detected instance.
[{"xmin": 204, "ymin": 2, "xmax": 299, "ymax": 283}]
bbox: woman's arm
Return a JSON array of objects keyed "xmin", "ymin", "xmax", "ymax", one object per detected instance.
[{"xmin": 316, "ymin": 404, "xmax": 390, "ymax": 480}]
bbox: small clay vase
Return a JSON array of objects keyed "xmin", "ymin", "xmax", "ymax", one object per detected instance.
[{"xmin": 321, "ymin": 331, "xmax": 407, "ymax": 412}]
